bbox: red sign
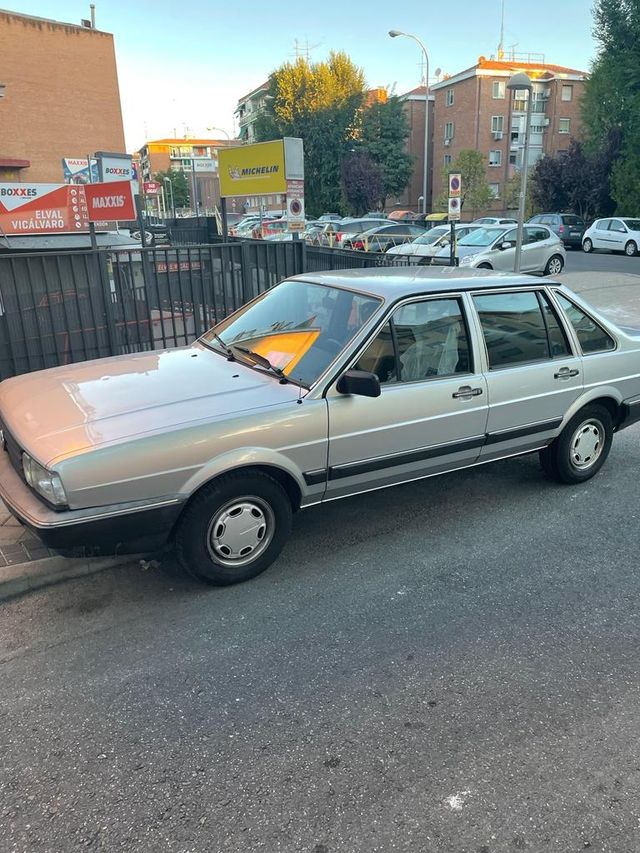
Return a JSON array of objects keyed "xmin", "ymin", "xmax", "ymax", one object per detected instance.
[
  {"xmin": 0, "ymin": 183, "xmax": 90, "ymax": 234},
  {"xmin": 84, "ymin": 180, "xmax": 136, "ymax": 222},
  {"xmin": 144, "ymin": 180, "xmax": 161, "ymax": 196}
]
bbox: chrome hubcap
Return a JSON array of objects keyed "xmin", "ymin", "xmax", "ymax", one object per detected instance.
[
  {"xmin": 627, "ymin": 243, "xmax": 636, "ymax": 256},
  {"xmin": 548, "ymin": 257, "xmax": 562, "ymax": 274},
  {"xmin": 207, "ymin": 497, "xmax": 274, "ymax": 567},
  {"xmin": 570, "ymin": 419, "xmax": 604, "ymax": 470}
]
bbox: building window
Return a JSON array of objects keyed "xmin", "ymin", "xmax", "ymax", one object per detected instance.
[
  {"xmin": 446, "ymin": 88, "xmax": 454, "ymax": 106},
  {"xmin": 562, "ymin": 85, "xmax": 573, "ymax": 101},
  {"xmin": 491, "ymin": 115, "xmax": 504, "ymax": 133},
  {"xmin": 559, "ymin": 118, "xmax": 571, "ymax": 134},
  {"xmin": 489, "ymin": 150, "xmax": 502, "ymax": 167},
  {"xmin": 489, "ymin": 182, "xmax": 500, "ymax": 199},
  {"xmin": 492, "ymin": 80, "xmax": 505, "ymax": 99},
  {"xmin": 444, "ymin": 121, "xmax": 455, "ymax": 140},
  {"xmin": 530, "ymin": 124, "xmax": 545, "ymax": 134},
  {"xmin": 444, "ymin": 154, "xmax": 452, "ymax": 165},
  {"xmin": 509, "ymin": 153, "xmax": 517, "ymax": 165}
]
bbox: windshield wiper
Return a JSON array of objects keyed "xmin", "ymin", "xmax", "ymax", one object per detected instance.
[
  {"xmin": 232, "ymin": 345, "xmax": 288, "ymax": 381},
  {"xmin": 207, "ymin": 332, "xmax": 235, "ymax": 360}
]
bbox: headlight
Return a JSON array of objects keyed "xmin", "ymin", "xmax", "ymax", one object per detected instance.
[
  {"xmin": 22, "ymin": 453, "xmax": 67, "ymax": 506},
  {"xmin": 460, "ymin": 254, "xmax": 478, "ymax": 266}
]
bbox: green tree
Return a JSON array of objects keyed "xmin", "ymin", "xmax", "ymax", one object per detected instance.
[
  {"xmin": 583, "ymin": 0, "xmax": 640, "ymax": 210},
  {"xmin": 154, "ymin": 169, "xmax": 190, "ymax": 209},
  {"xmin": 437, "ymin": 150, "xmax": 493, "ymax": 218},
  {"xmin": 255, "ymin": 52, "xmax": 366, "ymax": 216},
  {"xmin": 360, "ymin": 96, "xmax": 413, "ymax": 205}
]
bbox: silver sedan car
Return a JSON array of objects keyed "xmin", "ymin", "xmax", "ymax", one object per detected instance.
[{"xmin": 0, "ymin": 268, "xmax": 638, "ymax": 585}]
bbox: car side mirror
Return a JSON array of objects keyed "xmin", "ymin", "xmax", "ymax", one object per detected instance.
[
  {"xmin": 336, "ymin": 369, "xmax": 381, "ymax": 398},
  {"xmin": 500, "ymin": 240, "xmax": 514, "ymax": 250}
]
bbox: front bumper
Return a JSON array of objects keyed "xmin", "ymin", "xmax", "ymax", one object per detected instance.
[{"xmin": 0, "ymin": 450, "xmax": 184, "ymax": 555}]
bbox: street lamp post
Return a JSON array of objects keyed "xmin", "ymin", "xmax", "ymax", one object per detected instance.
[
  {"xmin": 507, "ymin": 72, "xmax": 533, "ymax": 273},
  {"xmin": 163, "ymin": 176, "xmax": 175, "ymax": 219},
  {"xmin": 389, "ymin": 30, "xmax": 429, "ymax": 215}
]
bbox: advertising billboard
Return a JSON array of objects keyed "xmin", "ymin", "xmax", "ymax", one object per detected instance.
[
  {"xmin": 84, "ymin": 180, "xmax": 136, "ymax": 222},
  {"xmin": 62, "ymin": 158, "xmax": 99, "ymax": 185},
  {"xmin": 218, "ymin": 140, "xmax": 287, "ymax": 197},
  {"xmin": 0, "ymin": 183, "xmax": 90, "ymax": 234}
]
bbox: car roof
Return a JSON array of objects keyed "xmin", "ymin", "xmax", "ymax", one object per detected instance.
[{"xmin": 288, "ymin": 267, "xmax": 546, "ymax": 300}]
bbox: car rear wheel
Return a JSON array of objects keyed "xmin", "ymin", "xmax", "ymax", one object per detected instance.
[
  {"xmin": 545, "ymin": 254, "xmax": 564, "ymax": 276},
  {"xmin": 539, "ymin": 404, "xmax": 614, "ymax": 484},
  {"xmin": 625, "ymin": 240, "xmax": 638, "ymax": 257},
  {"xmin": 175, "ymin": 470, "xmax": 293, "ymax": 585},
  {"xmin": 582, "ymin": 238, "xmax": 593, "ymax": 253}
]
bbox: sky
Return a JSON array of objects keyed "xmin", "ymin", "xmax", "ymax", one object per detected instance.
[{"xmin": 17, "ymin": 0, "xmax": 598, "ymax": 152}]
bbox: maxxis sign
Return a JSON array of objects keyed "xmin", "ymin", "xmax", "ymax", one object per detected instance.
[
  {"xmin": 84, "ymin": 180, "xmax": 136, "ymax": 222},
  {"xmin": 0, "ymin": 183, "xmax": 90, "ymax": 234}
]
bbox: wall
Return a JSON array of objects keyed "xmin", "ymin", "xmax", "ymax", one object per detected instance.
[{"xmin": 0, "ymin": 11, "xmax": 125, "ymax": 183}]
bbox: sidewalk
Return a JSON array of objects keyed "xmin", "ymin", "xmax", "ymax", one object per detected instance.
[{"xmin": 0, "ymin": 501, "xmax": 135, "ymax": 601}]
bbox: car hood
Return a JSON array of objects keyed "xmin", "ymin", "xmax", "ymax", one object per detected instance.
[
  {"xmin": 447, "ymin": 243, "xmax": 490, "ymax": 259},
  {"xmin": 0, "ymin": 344, "xmax": 301, "ymax": 466}
]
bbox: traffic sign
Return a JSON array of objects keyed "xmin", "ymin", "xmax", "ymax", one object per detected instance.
[
  {"xmin": 448, "ymin": 197, "xmax": 461, "ymax": 221},
  {"xmin": 449, "ymin": 173, "xmax": 462, "ymax": 198}
]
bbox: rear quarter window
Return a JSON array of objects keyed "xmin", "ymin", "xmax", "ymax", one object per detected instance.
[{"xmin": 554, "ymin": 293, "xmax": 616, "ymax": 354}]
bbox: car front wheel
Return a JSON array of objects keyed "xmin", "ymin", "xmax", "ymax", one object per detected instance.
[
  {"xmin": 539, "ymin": 403, "xmax": 614, "ymax": 484},
  {"xmin": 175, "ymin": 471, "xmax": 293, "ymax": 585},
  {"xmin": 477, "ymin": 262, "xmax": 493, "ymax": 269},
  {"xmin": 545, "ymin": 254, "xmax": 564, "ymax": 276},
  {"xmin": 582, "ymin": 238, "xmax": 593, "ymax": 253}
]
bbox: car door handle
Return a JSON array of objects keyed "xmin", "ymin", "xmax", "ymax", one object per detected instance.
[
  {"xmin": 452, "ymin": 385, "xmax": 483, "ymax": 399},
  {"xmin": 554, "ymin": 368, "xmax": 580, "ymax": 379}
]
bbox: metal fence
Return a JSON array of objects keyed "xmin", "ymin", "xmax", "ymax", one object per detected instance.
[{"xmin": 0, "ymin": 239, "xmax": 422, "ymax": 379}]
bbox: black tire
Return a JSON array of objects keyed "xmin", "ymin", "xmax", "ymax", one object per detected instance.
[
  {"xmin": 625, "ymin": 240, "xmax": 638, "ymax": 257},
  {"xmin": 539, "ymin": 403, "xmax": 614, "ymax": 485},
  {"xmin": 582, "ymin": 238, "xmax": 593, "ymax": 253},
  {"xmin": 477, "ymin": 262, "xmax": 493, "ymax": 269},
  {"xmin": 175, "ymin": 470, "xmax": 293, "ymax": 585},
  {"xmin": 545, "ymin": 254, "xmax": 564, "ymax": 276}
]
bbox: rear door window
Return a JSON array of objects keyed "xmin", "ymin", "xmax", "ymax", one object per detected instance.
[{"xmin": 473, "ymin": 291, "xmax": 564, "ymax": 368}]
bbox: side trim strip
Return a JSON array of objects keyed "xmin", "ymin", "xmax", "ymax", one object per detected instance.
[
  {"xmin": 303, "ymin": 469, "xmax": 328, "ymax": 486},
  {"xmin": 485, "ymin": 417, "xmax": 562, "ymax": 445},
  {"xmin": 328, "ymin": 435, "xmax": 486, "ymax": 481}
]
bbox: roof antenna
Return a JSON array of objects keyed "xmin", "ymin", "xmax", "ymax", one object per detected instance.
[{"xmin": 497, "ymin": 0, "xmax": 505, "ymax": 60}]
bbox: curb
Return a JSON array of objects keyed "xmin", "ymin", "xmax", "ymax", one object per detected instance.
[{"xmin": 0, "ymin": 552, "xmax": 141, "ymax": 602}]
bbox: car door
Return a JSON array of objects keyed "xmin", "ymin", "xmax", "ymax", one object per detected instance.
[
  {"xmin": 592, "ymin": 219, "xmax": 611, "ymax": 249},
  {"xmin": 489, "ymin": 228, "xmax": 517, "ymax": 270},
  {"xmin": 471, "ymin": 288, "xmax": 584, "ymax": 460},
  {"xmin": 521, "ymin": 226, "xmax": 551, "ymax": 272},
  {"xmin": 607, "ymin": 218, "xmax": 628, "ymax": 251},
  {"xmin": 324, "ymin": 295, "xmax": 489, "ymax": 500}
]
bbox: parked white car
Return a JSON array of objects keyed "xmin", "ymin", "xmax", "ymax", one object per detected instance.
[
  {"xmin": 471, "ymin": 217, "xmax": 518, "ymax": 226},
  {"xmin": 434, "ymin": 225, "xmax": 566, "ymax": 275},
  {"xmin": 385, "ymin": 225, "xmax": 450, "ymax": 258},
  {"xmin": 582, "ymin": 217, "xmax": 640, "ymax": 256}
]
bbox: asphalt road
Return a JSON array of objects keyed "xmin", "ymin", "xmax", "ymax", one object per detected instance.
[
  {"xmin": 564, "ymin": 248, "xmax": 640, "ymax": 275},
  {"xmin": 3, "ymin": 424, "xmax": 640, "ymax": 852}
]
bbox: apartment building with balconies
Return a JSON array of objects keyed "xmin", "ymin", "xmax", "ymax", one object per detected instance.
[
  {"xmin": 235, "ymin": 83, "xmax": 271, "ymax": 143},
  {"xmin": 430, "ymin": 56, "xmax": 587, "ymax": 215}
]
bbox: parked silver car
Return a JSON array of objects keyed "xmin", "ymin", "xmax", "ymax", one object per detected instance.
[
  {"xmin": 434, "ymin": 225, "xmax": 566, "ymax": 275},
  {"xmin": 0, "ymin": 268, "xmax": 639, "ymax": 586}
]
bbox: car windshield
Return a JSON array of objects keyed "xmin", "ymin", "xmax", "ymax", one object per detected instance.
[
  {"xmin": 414, "ymin": 227, "xmax": 449, "ymax": 245},
  {"xmin": 622, "ymin": 219, "xmax": 640, "ymax": 230},
  {"xmin": 201, "ymin": 280, "xmax": 382, "ymax": 388},
  {"xmin": 458, "ymin": 227, "xmax": 505, "ymax": 247}
]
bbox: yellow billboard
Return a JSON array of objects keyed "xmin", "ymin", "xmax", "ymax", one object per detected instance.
[{"xmin": 218, "ymin": 140, "xmax": 286, "ymax": 197}]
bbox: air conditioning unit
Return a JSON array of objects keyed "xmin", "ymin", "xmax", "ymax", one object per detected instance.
[
  {"xmin": 493, "ymin": 131, "xmax": 504, "ymax": 140},
  {"xmin": 543, "ymin": 118, "xmax": 550, "ymax": 126},
  {"xmin": 444, "ymin": 138, "xmax": 451, "ymax": 146}
]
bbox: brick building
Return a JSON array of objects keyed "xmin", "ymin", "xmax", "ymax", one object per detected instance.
[
  {"xmin": 137, "ymin": 138, "xmax": 235, "ymax": 212},
  {"xmin": 0, "ymin": 9, "xmax": 125, "ymax": 183},
  {"xmin": 392, "ymin": 86, "xmax": 434, "ymax": 214},
  {"xmin": 430, "ymin": 57, "xmax": 587, "ymax": 217}
]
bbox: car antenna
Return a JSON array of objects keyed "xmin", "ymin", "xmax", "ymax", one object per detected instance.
[{"xmin": 296, "ymin": 379, "xmax": 303, "ymax": 404}]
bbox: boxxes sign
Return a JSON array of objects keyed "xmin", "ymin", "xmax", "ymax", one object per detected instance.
[{"xmin": 0, "ymin": 183, "xmax": 90, "ymax": 234}]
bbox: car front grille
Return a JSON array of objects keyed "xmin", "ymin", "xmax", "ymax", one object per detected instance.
[{"xmin": 1, "ymin": 422, "xmax": 26, "ymax": 483}]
